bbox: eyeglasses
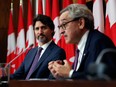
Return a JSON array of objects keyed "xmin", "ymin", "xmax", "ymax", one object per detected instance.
[{"xmin": 58, "ymin": 18, "xmax": 79, "ymax": 30}]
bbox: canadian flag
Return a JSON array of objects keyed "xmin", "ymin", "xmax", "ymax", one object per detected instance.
[
  {"xmin": 7, "ymin": 2, "xmax": 16, "ymax": 74},
  {"xmin": 26, "ymin": 0, "xmax": 35, "ymax": 48},
  {"xmin": 105, "ymin": 0, "xmax": 116, "ymax": 45},
  {"xmin": 15, "ymin": 0, "xmax": 26, "ymax": 70},
  {"xmin": 52, "ymin": 0, "xmax": 61, "ymax": 44},
  {"xmin": 93, "ymin": 0, "xmax": 104, "ymax": 33}
]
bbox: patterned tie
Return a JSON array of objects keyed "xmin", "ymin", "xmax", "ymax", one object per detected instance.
[
  {"xmin": 26, "ymin": 47, "xmax": 43, "ymax": 80},
  {"xmin": 73, "ymin": 49, "xmax": 80, "ymax": 71}
]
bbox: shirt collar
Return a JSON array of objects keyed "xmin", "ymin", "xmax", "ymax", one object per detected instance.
[
  {"xmin": 78, "ymin": 30, "xmax": 89, "ymax": 54},
  {"xmin": 38, "ymin": 40, "xmax": 52, "ymax": 50}
]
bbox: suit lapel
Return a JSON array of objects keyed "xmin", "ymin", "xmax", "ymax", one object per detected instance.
[
  {"xmin": 80, "ymin": 31, "xmax": 93, "ymax": 64},
  {"xmin": 26, "ymin": 47, "xmax": 38, "ymax": 71},
  {"xmin": 33, "ymin": 41, "xmax": 55, "ymax": 72}
]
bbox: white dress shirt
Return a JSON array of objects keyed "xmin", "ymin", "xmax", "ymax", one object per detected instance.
[
  {"xmin": 69, "ymin": 30, "xmax": 89, "ymax": 78},
  {"xmin": 38, "ymin": 40, "xmax": 52, "ymax": 61}
]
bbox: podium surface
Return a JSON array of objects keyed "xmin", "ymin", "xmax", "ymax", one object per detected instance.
[{"xmin": 9, "ymin": 80, "xmax": 116, "ymax": 87}]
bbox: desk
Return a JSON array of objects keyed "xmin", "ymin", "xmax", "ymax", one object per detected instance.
[{"xmin": 9, "ymin": 80, "xmax": 116, "ymax": 87}]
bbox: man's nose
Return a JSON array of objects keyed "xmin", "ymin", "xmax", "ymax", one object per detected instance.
[{"xmin": 38, "ymin": 28, "xmax": 43, "ymax": 33}]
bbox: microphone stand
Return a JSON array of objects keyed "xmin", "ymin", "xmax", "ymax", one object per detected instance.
[{"xmin": 5, "ymin": 44, "xmax": 33, "ymax": 68}]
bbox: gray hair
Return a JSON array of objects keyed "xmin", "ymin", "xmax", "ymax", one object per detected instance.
[{"xmin": 60, "ymin": 4, "xmax": 94, "ymax": 30}]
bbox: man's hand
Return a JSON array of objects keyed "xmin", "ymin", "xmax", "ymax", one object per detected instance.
[{"xmin": 48, "ymin": 60, "xmax": 72, "ymax": 79}]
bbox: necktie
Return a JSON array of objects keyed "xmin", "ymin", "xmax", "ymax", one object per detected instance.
[
  {"xmin": 73, "ymin": 49, "xmax": 79, "ymax": 71},
  {"xmin": 26, "ymin": 47, "xmax": 43, "ymax": 80}
]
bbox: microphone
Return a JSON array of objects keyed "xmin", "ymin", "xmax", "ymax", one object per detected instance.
[
  {"xmin": 95, "ymin": 48, "xmax": 116, "ymax": 64},
  {"xmin": 87, "ymin": 48, "xmax": 116, "ymax": 80},
  {"xmin": 5, "ymin": 44, "xmax": 34, "ymax": 67}
]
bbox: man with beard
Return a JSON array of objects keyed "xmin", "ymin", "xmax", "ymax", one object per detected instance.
[{"xmin": 10, "ymin": 14, "xmax": 66, "ymax": 80}]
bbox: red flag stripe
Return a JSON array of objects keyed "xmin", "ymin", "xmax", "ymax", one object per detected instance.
[
  {"xmin": 38, "ymin": 0, "xmax": 43, "ymax": 14},
  {"xmin": 77, "ymin": 0, "xmax": 86, "ymax": 4},
  {"xmin": 45, "ymin": 0, "xmax": 52, "ymax": 17}
]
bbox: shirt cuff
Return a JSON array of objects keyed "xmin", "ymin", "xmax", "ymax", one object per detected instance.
[{"xmin": 69, "ymin": 69, "xmax": 74, "ymax": 78}]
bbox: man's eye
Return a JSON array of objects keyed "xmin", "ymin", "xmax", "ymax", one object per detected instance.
[
  {"xmin": 35, "ymin": 28, "xmax": 39, "ymax": 30},
  {"xmin": 61, "ymin": 24, "xmax": 66, "ymax": 28},
  {"xmin": 62, "ymin": 24, "xmax": 66, "ymax": 26}
]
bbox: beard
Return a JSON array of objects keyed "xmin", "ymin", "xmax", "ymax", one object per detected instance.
[{"xmin": 37, "ymin": 34, "xmax": 49, "ymax": 43}]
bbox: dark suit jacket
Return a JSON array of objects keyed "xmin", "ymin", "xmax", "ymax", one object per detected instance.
[
  {"xmin": 10, "ymin": 41, "xmax": 66, "ymax": 80},
  {"xmin": 71, "ymin": 30, "xmax": 115, "ymax": 79}
]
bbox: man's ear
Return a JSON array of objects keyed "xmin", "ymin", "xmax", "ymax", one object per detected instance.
[{"xmin": 78, "ymin": 18, "xmax": 85, "ymax": 29}]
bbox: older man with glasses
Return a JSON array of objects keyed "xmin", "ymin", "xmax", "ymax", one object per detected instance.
[{"xmin": 48, "ymin": 4, "xmax": 115, "ymax": 80}]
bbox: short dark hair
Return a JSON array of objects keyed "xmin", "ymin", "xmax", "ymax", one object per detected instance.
[{"xmin": 33, "ymin": 14, "xmax": 55, "ymax": 31}]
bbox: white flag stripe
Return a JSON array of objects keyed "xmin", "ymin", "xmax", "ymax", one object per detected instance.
[
  {"xmin": 7, "ymin": 33, "xmax": 16, "ymax": 56},
  {"xmin": 26, "ymin": 25, "xmax": 35, "ymax": 46},
  {"xmin": 42, "ymin": 0, "xmax": 46, "ymax": 15},
  {"xmin": 53, "ymin": 17, "xmax": 61, "ymax": 44},
  {"xmin": 35, "ymin": 0, "xmax": 38, "ymax": 15},
  {"xmin": 93, "ymin": 0, "xmax": 104, "ymax": 33},
  {"xmin": 106, "ymin": 0, "xmax": 116, "ymax": 27},
  {"xmin": 16, "ymin": 29, "xmax": 25, "ymax": 54}
]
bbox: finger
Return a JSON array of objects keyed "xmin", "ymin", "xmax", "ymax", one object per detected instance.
[
  {"xmin": 48, "ymin": 65, "xmax": 52, "ymax": 70},
  {"xmin": 56, "ymin": 60, "xmax": 62, "ymax": 64},
  {"xmin": 63, "ymin": 60, "xmax": 68, "ymax": 64},
  {"xmin": 48, "ymin": 61, "xmax": 54, "ymax": 65}
]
